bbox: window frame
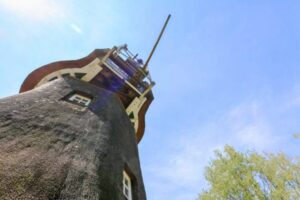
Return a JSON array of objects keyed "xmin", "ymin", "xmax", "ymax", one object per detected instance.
[
  {"xmin": 68, "ymin": 93, "xmax": 92, "ymax": 107},
  {"xmin": 123, "ymin": 171, "xmax": 132, "ymax": 200}
]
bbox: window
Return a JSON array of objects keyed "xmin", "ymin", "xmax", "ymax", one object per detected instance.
[
  {"xmin": 68, "ymin": 93, "xmax": 91, "ymax": 107},
  {"xmin": 123, "ymin": 171, "xmax": 132, "ymax": 200}
]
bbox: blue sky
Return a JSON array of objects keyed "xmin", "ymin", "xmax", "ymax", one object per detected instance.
[{"xmin": 0, "ymin": 0, "xmax": 300, "ymax": 199}]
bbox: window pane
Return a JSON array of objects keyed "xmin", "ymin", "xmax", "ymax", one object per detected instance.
[
  {"xmin": 123, "ymin": 171, "xmax": 132, "ymax": 200},
  {"xmin": 68, "ymin": 94, "xmax": 91, "ymax": 107},
  {"xmin": 125, "ymin": 178, "xmax": 129, "ymax": 186}
]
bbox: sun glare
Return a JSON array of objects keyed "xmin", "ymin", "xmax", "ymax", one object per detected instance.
[{"xmin": 0, "ymin": 0, "xmax": 66, "ymax": 21}]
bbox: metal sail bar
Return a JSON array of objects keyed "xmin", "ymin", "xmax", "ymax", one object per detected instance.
[{"xmin": 143, "ymin": 14, "xmax": 171, "ymax": 71}]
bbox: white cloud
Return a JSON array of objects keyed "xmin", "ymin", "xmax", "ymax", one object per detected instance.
[
  {"xmin": 284, "ymin": 96, "xmax": 300, "ymax": 110},
  {"xmin": 0, "ymin": 0, "xmax": 67, "ymax": 22},
  {"xmin": 225, "ymin": 101, "xmax": 277, "ymax": 150},
  {"xmin": 144, "ymin": 100, "xmax": 281, "ymax": 200},
  {"xmin": 280, "ymin": 84, "xmax": 300, "ymax": 112},
  {"xmin": 70, "ymin": 23, "xmax": 83, "ymax": 34},
  {"xmin": 144, "ymin": 125, "xmax": 225, "ymax": 200},
  {"xmin": 151, "ymin": 140, "xmax": 206, "ymax": 186}
]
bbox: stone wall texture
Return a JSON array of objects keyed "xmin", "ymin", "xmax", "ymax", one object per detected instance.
[{"xmin": 0, "ymin": 77, "xmax": 146, "ymax": 200}]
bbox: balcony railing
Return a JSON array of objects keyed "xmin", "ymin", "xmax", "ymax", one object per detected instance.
[{"xmin": 102, "ymin": 45, "xmax": 154, "ymax": 97}]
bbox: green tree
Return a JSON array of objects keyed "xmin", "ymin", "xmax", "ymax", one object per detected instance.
[{"xmin": 199, "ymin": 146, "xmax": 300, "ymax": 200}]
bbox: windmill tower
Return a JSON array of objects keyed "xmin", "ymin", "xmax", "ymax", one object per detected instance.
[{"xmin": 0, "ymin": 16, "xmax": 170, "ymax": 200}]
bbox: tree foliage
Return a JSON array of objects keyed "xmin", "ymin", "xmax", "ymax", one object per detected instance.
[{"xmin": 199, "ymin": 146, "xmax": 300, "ymax": 200}]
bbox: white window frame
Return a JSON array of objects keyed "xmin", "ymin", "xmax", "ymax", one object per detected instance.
[
  {"xmin": 68, "ymin": 93, "xmax": 91, "ymax": 106},
  {"xmin": 123, "ymin": 171, "xmax": 132, "ymax": 200}
]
